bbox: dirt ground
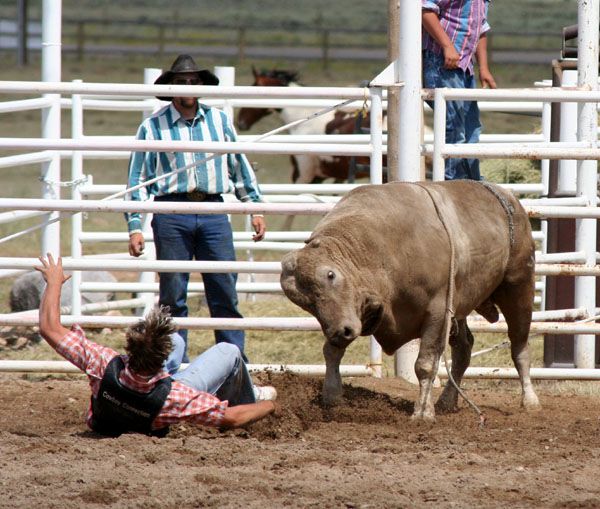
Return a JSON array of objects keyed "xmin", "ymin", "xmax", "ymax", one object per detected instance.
[{"xmin": 1, "ymin": 372, "xmax": 600, "ymax": 509}]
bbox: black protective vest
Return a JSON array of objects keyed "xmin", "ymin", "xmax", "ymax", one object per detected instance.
[{"xmin": 90, "ymin": 356, "xmax": 171, "ymax": 437}]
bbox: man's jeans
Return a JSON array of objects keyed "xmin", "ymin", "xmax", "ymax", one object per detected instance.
[
  {"xmin": 165, "ymin": 333, "xmax": 255, "ymax": 406},
  {"xmin": 423, "ymin": 50, "xmax": 482, "ymax": 181},
  {"xmin": 151, "ymin": 209, "xmax": 245, "ymax": 362}
]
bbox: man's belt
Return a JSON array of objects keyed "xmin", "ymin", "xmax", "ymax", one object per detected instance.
[
  {"xmin": 187, "ymin": 190, "xmax": 209, "ymax": 201},
  {"xmin": 154, "ymin": 191, "xmax": 221, "ymax": 202}
]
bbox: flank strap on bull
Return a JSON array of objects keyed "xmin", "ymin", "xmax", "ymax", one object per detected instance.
[{"xmin": 411, "ymin": 182, "xmax": 487, "ymax": 427}]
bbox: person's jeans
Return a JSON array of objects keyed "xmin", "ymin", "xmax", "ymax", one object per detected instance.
[
  {"xmin": 423, "ymin": 50, "xmax": 482, "ymax": 181},
  {"xmin": 166, "ymin": 334, "xmax": 256, "ymax": 406},
  {"xmin": 151, "ymin": 205, "xmax": 245, "ymax": 362}
]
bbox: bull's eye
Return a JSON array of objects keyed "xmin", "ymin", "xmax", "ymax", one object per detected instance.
[{"xmin": 327, "ymin": 270, "xmax": 335, "ymax": 280}]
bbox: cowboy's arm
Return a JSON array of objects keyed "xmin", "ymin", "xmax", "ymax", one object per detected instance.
[
  {"xmin": 219, "ymin": 400, "xmax": 276, "ymax": 428},
  {"xmin": 422, "ymin": 9, "xmax": 460, "ymax": 69},
  {"xmin": 223, "ymin": 113, "xmax": 267, "ymax": 241},
  {"xmin": 126, "ymin": 125, "xmax": 154, "ymax": 257},
  {"xmin": 36, "ymin": 254, "xmax": 72, "ymax": 349}
]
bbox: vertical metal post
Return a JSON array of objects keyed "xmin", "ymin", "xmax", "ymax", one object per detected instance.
[
  {"xmin": 558, "ymin": 70, "xmax": 578, "ymax": 195},
  {"xmin": 137, "ymin": 68, "xmax": 163, "ymax": 315},
  {"xmin": 214, "ymin": 66, "xmax": 236, "ymax": 122},
  {"xmin": 397, "ymin": 0, "xmax": 422, "ymax": 181},
  {"xmin": 40, "ymin": 0, "xmax": 61, "ymax": 257},
  {"xmin": 387, "ymin": 0, "xmax": 400, "ymax": 181},
  {"xmin": 432, "ymin": 88, "xmax": 447, "ymax": 181},
  {"xmin": 369, "ymin": 87, "xmax": 384, "ymax": 185},
  {"xmin": 540, "ymin": 101, "xmax": 551, "ymax": 196},
  {"xmin": 393, "ymin": 0, "xmax": 422, "ymax": 383},
  {"xmin": 540, "ymin": 100, "xmax": 552, "ymax": 312},
  {"xmin": 574, "ymin": 0, "xmax": 599, "ymax": 368},
  {"xmin": 70, "ymin": 80, "xmax": 83, "ymax": 317},
  {"xmin": 369, "ymin": 86, "xmax": 384, "ymax": 378}
]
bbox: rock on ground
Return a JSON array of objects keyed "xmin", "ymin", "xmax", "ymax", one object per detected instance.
[{"xmin": 9, "ymin": 270, "xmax": 117, "ymax": 312}]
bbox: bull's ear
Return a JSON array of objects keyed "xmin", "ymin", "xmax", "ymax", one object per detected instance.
[
  {"xmin": 281, "ymin": 251, "xmax": 297, "ymax": 273},
  {"xmin": 360, "ymin": 295, "xmax": 383, "ymax": 336}
]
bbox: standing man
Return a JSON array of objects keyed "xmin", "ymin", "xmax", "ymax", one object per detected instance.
[
  {"xmin": 126, "ymin": 54, "xmax": 266, "ymax": 362},
  {"xmin": 422, "ymin": 0, "xmax": 497, "ymax": 180}
]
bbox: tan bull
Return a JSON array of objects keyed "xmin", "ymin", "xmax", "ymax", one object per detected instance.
[{"xmin": 280, "ymin": 180, "xmax": 541, "ymax": 421}]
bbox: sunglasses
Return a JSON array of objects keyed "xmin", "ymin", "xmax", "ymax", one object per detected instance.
[{"xmin": 172, "ymin": 77, "xmax": 201, "ymax": 85}]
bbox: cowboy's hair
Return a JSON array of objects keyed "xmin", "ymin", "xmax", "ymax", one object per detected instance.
[{"xmin": 125, "ymin": 306, "xmax": 176, "ymax": 374}]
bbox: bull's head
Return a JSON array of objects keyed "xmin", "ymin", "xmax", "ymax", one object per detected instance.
[{"xmin": 280, "ymin": 238, "xmax": 384, "ymax": 349}]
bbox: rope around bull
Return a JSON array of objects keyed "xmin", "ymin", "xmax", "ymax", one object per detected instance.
[
  {"xmin": 0, "ymin": 95, "xmax": 366, "ymax": 245},
  {"xmin": 412, "ymin": 182, "xmax": 487, "ymax": 427}
]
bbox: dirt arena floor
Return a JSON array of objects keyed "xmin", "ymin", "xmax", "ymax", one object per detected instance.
[{"xmin": 1, "ymin": 371, "xmax": 600, "ymax": 509}]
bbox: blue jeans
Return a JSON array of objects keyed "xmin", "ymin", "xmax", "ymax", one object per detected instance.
[
  {"xmin": 151, "ymin": 200, "xmax": 245, "ymax": 363},
  {"xmin": 166, "ymin": 333, "xmax": 255, "ymax": 406},
  {"xmin": 423, "ymin": 50, "xmax": 482, "ymax": 181}
]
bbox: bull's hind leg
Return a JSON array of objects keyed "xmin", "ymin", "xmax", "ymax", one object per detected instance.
[
  {"xmin": 435, "ymin": 319, "xmax": 474, "ymax": 413},
  {"xmin": 494, "ymin": 283, "xmax": 541, "ymax": 411}
]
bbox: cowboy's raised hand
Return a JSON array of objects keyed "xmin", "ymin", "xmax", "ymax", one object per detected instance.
[{"xmin": 35, "ymin": 253, "xmax": 71, "ymax": 286}]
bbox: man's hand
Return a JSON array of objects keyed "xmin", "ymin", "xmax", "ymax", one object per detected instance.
[
  {"xmin": 479, "ymin": 68, "xmax": 497, "ymax": 89},
  {"xmin": 422, "ymin": 11, "xmax": 460, "ymax": 70},
  {"xmin": 36, "ymin": 254, "xmax": 72, "ymax": 348},
  {"xmin": 251, "ymin": 215, "xmax": 266, "ymax": 242},
  {"xmin": 129, "ymin": 232, "xmax": 145, "ymax": 257},
  {"xmin": 35, "ymin": 253, "xmax": 71, "ymax": 286},
  {"xmin": 442, "ymin": 44, "xmax": 460, "ymax": 69}
]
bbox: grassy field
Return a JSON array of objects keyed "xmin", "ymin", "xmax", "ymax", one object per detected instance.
[
  {"xmin": 0, "ymin": 0, "xmax": 578, "ymax": 33},
  {"xmin": 0, "ymin": 27, "xmax": 555, "ymax": 376}
]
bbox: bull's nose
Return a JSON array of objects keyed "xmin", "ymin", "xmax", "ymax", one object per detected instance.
[
  {"xmin": 328, "ymin": 325, "xmax": 358, "ymax": 347},
  {"xmin": 342, "ymin": 326, "xmax": 354, "ymax": 339}
]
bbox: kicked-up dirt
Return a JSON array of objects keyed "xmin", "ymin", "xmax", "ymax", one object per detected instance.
[{"xmin": 1, "ymin": 371, "xmax": 599, "ymax": 508}]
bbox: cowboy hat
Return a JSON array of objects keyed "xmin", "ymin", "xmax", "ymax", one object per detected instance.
[{"xmin": 154, "ymin": 54, "xmax": 219, "ymax": 101}]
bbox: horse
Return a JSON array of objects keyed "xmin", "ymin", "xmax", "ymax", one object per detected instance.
[{"xmin": 236, "ymin": 68, "xmax": 377, "ymax": 184}]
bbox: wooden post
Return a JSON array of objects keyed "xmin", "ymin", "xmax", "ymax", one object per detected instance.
[
  {"xmin": 158, "ymin": 24, "xmax": 165, "ymax": 58},
  {"xmin": 321, "ymin": 29, "xmax": 330, "ymax": 70},
  {"xmin": 17, "ymin": 0, "xmax": 28, "ymax": 67},
  {"xmin": 76, "ymin": 21, "xmax": 84, "ymax": 63},
  {"xmin": 237, "ymin": 27, "xmax": 246, "ymax": 62}
]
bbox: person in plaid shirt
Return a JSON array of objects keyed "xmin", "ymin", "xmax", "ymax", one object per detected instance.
[
  {"xmin": 36, "ymin": 254, "xmax": 277, "ymax": 437},
  {"xmin": 422, "ymin": 0, "xmax": 497, "ymax": 181}
]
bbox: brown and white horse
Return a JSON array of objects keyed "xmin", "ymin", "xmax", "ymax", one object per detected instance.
[{"xmin": 236, "ymin": 68, "xmax": 377, "ymax": 184}]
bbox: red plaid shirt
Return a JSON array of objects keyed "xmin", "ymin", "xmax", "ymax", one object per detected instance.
[{"xmin": 54, "ymin": 325, "xmax": 227, "ymax": 430}]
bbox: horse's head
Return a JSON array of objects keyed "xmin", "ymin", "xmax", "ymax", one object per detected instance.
[
  {"xmin": 251, "ymin": 66, "xmax": 299, "ymax": 87},
  {"xmin": 236, "ymin": 66, "xmax": 300, "ymax": 131}
]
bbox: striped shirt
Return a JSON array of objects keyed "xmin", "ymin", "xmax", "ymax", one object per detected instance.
[
  {"xmin": 54, "ymin": 325, "xmax": 228, "ymax": 430},
  {"xmin": 422, "ymin": 0, "xmax": 491, "ymax": 74},
  {"xmin": 125, "ymin": 101, "xmax": 262, "ymax": 233}
]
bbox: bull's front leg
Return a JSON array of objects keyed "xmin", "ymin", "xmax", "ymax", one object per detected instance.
[
  {"xmin": 322, "ymin": 340, "xmax": 346, "ymax": 406},
  {"xmin": 412, "ymin": 319, "xmax": 446, "ymax": 422}
]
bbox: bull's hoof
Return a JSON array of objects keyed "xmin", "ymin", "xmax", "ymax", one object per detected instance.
[
  {"xmin": 322, "ymin": 389, "xmax": 343, "ymax": 407},
  {"xmin": 435, "ymin": 400, "xmax": 459, "ymax": 414},
  {"xmin": 435, "ymin": 389, "xmax": 459, "ymax": 414},
  {"xmin": 521, "ymin": 393, "xmax": 542, "ymax": 412},
  {"xmin": 411, "ymin": 410, "xmax": 436, "ymax": 423}
]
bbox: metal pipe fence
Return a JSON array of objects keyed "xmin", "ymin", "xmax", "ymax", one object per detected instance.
[{"xmin": 0, "ymin": 59, "xmax": 598, "ymax": 377}]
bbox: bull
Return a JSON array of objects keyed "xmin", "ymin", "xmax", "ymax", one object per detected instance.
[{"xmin": 280, "ymin": 180, "xmax": 541, "ymax": 421}]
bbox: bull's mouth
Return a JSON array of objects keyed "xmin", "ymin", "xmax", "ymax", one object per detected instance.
[{"xmin": 360, "ymin": 298, "xmax": 383, "ymax": 336}]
